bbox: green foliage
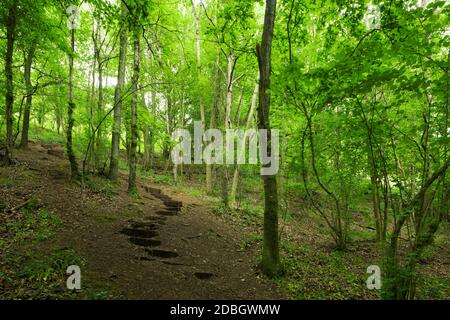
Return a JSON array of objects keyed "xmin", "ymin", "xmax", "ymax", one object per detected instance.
[
  {"xmin": 0, "ymin": 248, "xmax": 85, "ymax": 299},
  {"xmin": 17, "ymin": 248, "xmax": 85, "ymax": 284},
  {"xmin": 82, "ymin": 175, "xmax": 115, "ymax": 198},
  {"xmin": 416, "ymin": 275, "xmax": 450, "ymax": 300},
  {"xmin": 1, "ymin": 0, "xmax": 449, "ymax": 300},
  {"xmin": 241, "ymin": 232, "xmax": 263, "ymax": 251},
  {"xmin": 29, "ymin": 126, "xmax": 66, "ymax": 145},
  {"xmin": 0, "ymin": 207, "xmax": 61, "ymax": 249},
  {"xmin": 238, "ymin": 200, "xmax": 264, "ymax": 219},
  {"xmin": 212, "ymin": 203, "xmax": 233, "ymax": 217},
  {"xmin": 277, "ymin": 242, "xmax": 378, "ymax": 300},
  {"xmin": 153, "ymin": 173, "xmax": 172, "ymax": 185}
]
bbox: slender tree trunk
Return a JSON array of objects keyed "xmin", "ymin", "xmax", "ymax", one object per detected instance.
[
  {"xmin": 143, "ymin": 127, "xmax": 150, "ymax": 170},
  {"xmin": 4, "ymin": 0, "xmax": 18, "ymax": 163},
  {"xmin": 150, "ymin": 132, "xmax": 154, "ymax": 169},
  {"xmin": 95, "ymin": 71, "xmax": 103, "ymax": 168},
  {"xmin": 383, "ymin": 156, "xmax": 450, "ymax": 299},
  {"xmin": 87, "ymin": 49, "xmax": 96, "ymax": 171},
  {"xmin": 191, "ymin": 0, "xmax": 206, "ymax": 129},
  {"xmin": 55, "ymin": 97, "xmax": 62, "ymax": 134},
  {"xmin": 360, "ymin": 100, "xmax": 383, "ymax": 242},
  {"xmin": 95, "ymin": 20, "xmax": 104, "ymax": 172},
  {"xmin": 128, "ymin": 30, "xmax": 140, "ymax": 194},
  {"xmin": 191, "ymin": 1, "xmax": 212, "ymax": 190},
  {"xmin": 166, "ymin": 93, "xmax": 179, "ymax": 181},
  {"xmin": 206, "ymin": 53, "xmax": 221, "ymax": 193},
  {"xmin": 231, "ymin": 83, "xmax": 258, "ymax": 207},
  {"xmin": 149, "ymin": 85, "xmax": 157, "ymax": 169},
  {"xmin": 95, "ymin": 63, "xmax": 104, "ymax": 172},
  {"xmin": 109, "ymin": 3, "xmax": 128, "ymax": 180},
  {"xmin": 67, "ymin": 27, "xmax": 80, "ymax": 179},
  {"xmin": 141, "ymin": 91, "xmax": 151, "ymax": 171},
  {"xmin": 221, "ymin": 54, "xmax": 236, "ymax": 207},
  {"xmin": 234, "ymin": 87, "xmax": 245, "ymax": 126},
  {"xmin": 256, "ymin": 0, "xmax": 279, "ymax": 277},
  {"xmin": 225, "ymin": 55, "xmax": 236, "ymax": 130},
  {"xmin": 164, "ymin": 94, "xmax": 172, "ymax": 160},
  {"xmin": 20, "ymin": 45, "xmax": 36, "ymax": 148},
  {"xmin": 368, "ymin": 148, "xmax": 382, "ymax": 241}
]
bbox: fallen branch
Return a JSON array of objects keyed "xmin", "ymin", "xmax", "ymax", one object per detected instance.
[{"xmin": 6, "ymin": 197, "xmax": 35, "ymax": 214}]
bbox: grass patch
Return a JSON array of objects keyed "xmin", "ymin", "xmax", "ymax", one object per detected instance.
[
  {"xmin": 123, "ymin": 203, "xmax": 144, "ymax": 218},
  {"xmin": 94, "ymin": 215, "xmax": 118, "ymax": 224},
  {"xmin": 154, "ymin": 173, "xmax": 172, "ymax": 185},
  {"xmin": 241, "ymin": 232, "xmax": 263, "ymax": 251},
  {"xmin": 0, "ymin": 207, "xmax": 61, "ymax": 249},
  {"xmin": 275, "ymin": 242, "xmax": 378, "ymax": 300},
  {"xmin": 238, "ymin": 200, "xmax": 264, "ymax": 218},
  {"xmin": 0, "ymin": 247, "xmax": 86, "ymax": 299},
  {"xmin": 211, "ymin": 203, "xmax": 233, "ymax": 216},
  {"xmin": 349, "ymin": 228, "xmax": 374, "ymax": 241},
  {"xmin": 416, "ymin": 274, "xmax": 450, "ymax": 299},
  {"xmin": 82, "ymin": 175, "xmax": 115, "ymax": 198},
  {"xmin": 0, "ymin": 174, "xmax": 13, "ymax": 187},
  {"xmin": 176, "ymin": 185, "xmax": 204, "ymax": 197},
  {"xmin": 29, "ymin": 126, "xmax": 66, "ymax": 145}
]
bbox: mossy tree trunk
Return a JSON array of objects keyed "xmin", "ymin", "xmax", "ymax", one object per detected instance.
[
  {"xmin": 20, "ymin": 44, "xmax": 36, "ymax": 148},
  {"xmin": 67, "ymin": 27, "xmax": 80, "ymax": 180},
  {"xmin": 128, "ymin": 29, "xmax": 140, "ymax": 194},
  {"xmin": 256, "ymin": 0, "xmax": 280, "ymax": 277},
  {"xmin": 4, "ymin": 0, "xmax": 18, "ymax": 164},
  {"xmin": 383, "ymin": 156, "xmax": 450, "ymax": 299},
  {"xmin": 109, "ymin": 2, "xmax": 128, "ymax": 181}
]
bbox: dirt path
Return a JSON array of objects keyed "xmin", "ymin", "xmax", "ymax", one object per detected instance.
[{"xmin": 8, "ymin": 143, "xmax": 281, "ymax": 299}]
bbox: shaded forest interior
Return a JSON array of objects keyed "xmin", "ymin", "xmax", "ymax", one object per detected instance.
[{"xmin": 0, "ymin": 0, "xmax": 449, "ymax": 300}]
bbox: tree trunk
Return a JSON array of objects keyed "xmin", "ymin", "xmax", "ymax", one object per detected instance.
[
  {"xmin": 4, "ymin": 0, "xmax": 18, "ymax": 164},
  {"xmin": 67, "ymin": 27, "xmax": 80, "ymax": 179},
  {"xmin": 20, "ymin": 45, "xmax": 36, "ymax": 148},
  {"xmin": 368, "ymin": 148, "xmax": 382, "ymax": 242},
  {"xmin": 87, "ymin": 47, "xmax": 96, "ymax": 172},
  {"xmin": 95, "ymin": 20, "xmax": 104, "ymax": 172},
  {"xmin": 164, "ymin": 94, "xmax": 172, "ymax": 161},
  {"xmin": 109, "ymin": 2, "xmax": 128, "ymax": 180},
  {"xmin": 358, "ymin": 99, "xmax": 384, "ymax": 242},
  {"xmin": 221, "ymin": 54, "xmax": 237, "ymax": 207},
  {"xmin": 55, "ymin": 97, "xmax": 62, "ymax": 134},
  {"xmin": 256, "ymin": 0, "xmax": 279, "ymax": 277},
  {"xmin": 143, "ymin": 127, "xmax": 151, "ymax": 170},
  {"xmin": 190, "ymin": 0, "xmax": 206, "ymax": 130},
  {"xmin": 206, "ymin": 53, "xmax": 221, "ymax": 193},
  {"xmin": 128, "ymin": 30, "xmax": 140, "ymax": 194},
  {"xmin": 234, "ymin": 87, "xmax": 245, "ymax": 126},
  {"xmin": 225, "ymin": 55, "xmax": 236, "ymax": 131},
  {"xmin": 383, "ymin": 156, "xmax": 450, "ymax": 299},
  {"xmin": 231, "ymin": 83, "xmax": 258, "ymax": 207}
]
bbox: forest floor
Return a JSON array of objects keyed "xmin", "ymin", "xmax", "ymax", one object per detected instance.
[
  {"xmin": 1, "ymin": 140, "xmax": 449, "ymax": 300},
  {"xmin": 0, "ymin": 142, "xmax": 281, "ymax": 299}
]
